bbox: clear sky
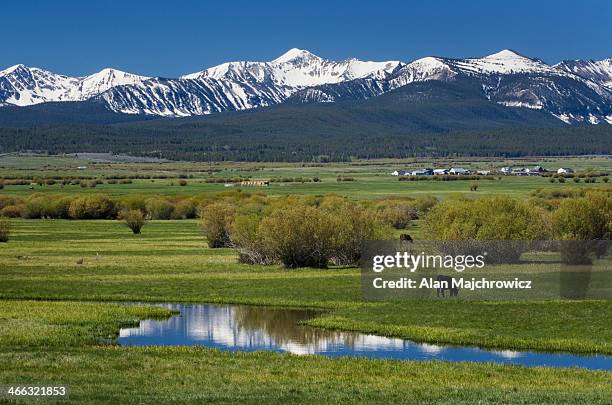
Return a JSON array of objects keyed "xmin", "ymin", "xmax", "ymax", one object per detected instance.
[{"xmin": 3, "ymin": 0, "xmax": 611, "ymax": 77}]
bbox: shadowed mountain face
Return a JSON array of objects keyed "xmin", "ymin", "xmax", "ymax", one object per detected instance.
[{"xmin": 1, "ymin": 49, "xmax": 611, "ymax": 125}]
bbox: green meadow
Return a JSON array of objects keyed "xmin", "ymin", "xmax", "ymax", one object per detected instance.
[
  {"xmin": 1, "ymin": 153, "xmax": 609, "ymax": 199},
  {"xmin": 0, "ymin": 154, "xmax": 611, "ymax": 403}
]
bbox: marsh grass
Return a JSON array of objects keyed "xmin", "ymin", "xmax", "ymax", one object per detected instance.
[
  {"xmin": 1, "ymin": 219, "xmax": 611, "ymax": 354},
  {"xmin": 1, "ymin": 219, "xmax": 612, "ymax": 403},
  {"xmin": 0, "ymin": 300, "xmax": 173, "ymax": 347}
]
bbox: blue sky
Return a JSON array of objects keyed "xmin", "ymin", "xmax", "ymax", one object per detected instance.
[{"xmin": 3, "ymin": 0, "xmax": 611, "ymax": 77}]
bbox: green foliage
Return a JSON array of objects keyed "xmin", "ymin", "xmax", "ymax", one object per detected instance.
[
  {"xmin": 68, "ymin": 195, "xmax": 115, "ymax": 219},
  {"xmin": 231, "ymin": 196, "xmax": 384, "ymax": 268},
  {"xmin": 145, "ymin": 197, "xmax": 175, "ymax": 220},
  {"xmin": 424, "ymin": 197, "xmax": 551, "ymax": 240},
  {"xmin": 119, "ymin": 209, "xmax": 147, "ymax": 234},
  {"xmin": 423, "ymin": 197, "xmax": 552, "ymax": 262},
  {"xmin": 552, "ymin": 192, "xmax": 611, "ymax": 240},
  {"xmin": 200, "ymin": 202, "xmax": 236, "ymax": 248},
  {"xmin": 172, "ymin": 198, "xmax": 198, "ymax": 219},
  {"xmin": 374, "ymin": 200, "xmax": 416, "ymax": 229}
]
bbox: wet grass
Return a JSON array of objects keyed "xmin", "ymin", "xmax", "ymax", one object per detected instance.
[
  {"xmin": 1, "ymin": 219, "xmax": 611, "ymax": 355},
  {"xmin": 0, "ymin": 217, "xmax": 611, "ymax": 402}
]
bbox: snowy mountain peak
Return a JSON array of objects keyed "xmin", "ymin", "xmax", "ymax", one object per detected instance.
[
  {"xmin": 272, "ymin": 48, "xmax": 318, "ymax": 64},
  {"xmin": 77, "ymin": 68, "xmax": 149, "ymax": 99},
  {"xmin": 2, "ymin": 49, "xmax": 612, "ymax": 125},
  {"xmin": 484, "ymin": 49, "xmax": 527, "ymax": 60},
  {"xmin": 1, "ymin": 64, "xmax": 28, "ymax": 75}
]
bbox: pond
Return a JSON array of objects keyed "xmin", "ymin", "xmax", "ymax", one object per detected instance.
[{"xmin": 118, "ymin": 303, "xmax": 611, "ymax": 371}]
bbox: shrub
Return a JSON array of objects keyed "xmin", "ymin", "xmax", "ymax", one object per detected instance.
[
  {"xmin": 173, "ymin": 198, "xmax": 198, "ymax": 219},
  {"xmin": 232, "ymin": 198, "xmax": 383, "ymax": 268},
  {"xmin": 201, "ymin": 202, "xmax": 236, "ymax": 248},
  {"xmin": 23, "ymin": 196, "xmax": 52, "ymax": 219},
  {"xmin": 119, "ymin": 209, "xmax": 147, "ymax": 234},
  {"xmin": 230, "ymin": 214, "xmax": 273, "ymax": 264},
  {"xmin": 375, "ymin": 201, "xmax": 415, "ymax": 229},
  {"xmin": 553, "ymin": 192, "xmax": 611, "ymax": 240},
  {"xmin": 0, "ymin": 196, "xmax": 20, "ymax": 210},
  {"xmin": 68, "ymin": 195, "xmax": 115, "ymax": 219},
  {"xmin": 0, "ymin": 218, "xmax": 9, "ymax": 242},
  {"xmin": 423, "ymin": 197, "xmax": 552, "ymax": 262},
  {"xmin": 258, "ymin": 205, "xmax": 336, "ymax": 268},
  {"xmin": 0, "ymin": 204, "xmax": 25, "ymax": 218},
  {"xmin": 145, "ymin": 198, "xmax": 175, "ymax": 219},
  {"xmin": 413, "ymin": 196, "xmax": 438, "ymax": 215},
  {"xmin": 116, "ymin": 196, "xmax": 147, "ymax": 212}
]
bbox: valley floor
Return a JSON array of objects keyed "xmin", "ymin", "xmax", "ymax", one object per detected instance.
[{"xmin": 1, "ymin": 220, "xmax": 611, "ymax": 403}]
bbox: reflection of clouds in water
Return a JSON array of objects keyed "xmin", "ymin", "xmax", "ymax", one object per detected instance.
[
  {"xmin": 419, "ymin": 343, "xmax": 443, "ymax": 354},
  {"xmin": 280, "ymin": 333, "xmax": 407, "ymax": 355},
  {"xmin": 493, "ymin": 350, "xmax": 522, "ymax": 359},
  {"xmin": 120, "ymin": 304, "xmax": 408, "ymax": 354},
  {"xmin": 118, "ymin": 304, "xmax": 612, "ymax": 371}
]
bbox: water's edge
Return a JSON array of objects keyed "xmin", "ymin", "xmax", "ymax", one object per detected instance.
[{"xmin": 117, "ymin": 303, "xmax": 612, "ymax": 371}]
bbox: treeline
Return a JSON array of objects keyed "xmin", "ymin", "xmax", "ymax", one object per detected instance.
[
  {"xmin": 0, "ymin": 194, "xmax": 199, "ymax": 220},
  {"xmin": 0, "ymin": 124, "xmax": 610, "ymax": 162}
]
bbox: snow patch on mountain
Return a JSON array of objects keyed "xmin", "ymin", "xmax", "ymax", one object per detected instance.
[
  {"xmin": 555, "ymin": 59, "xmax": 612, "ymax": 88},
  {"xmin": 1, "ymin": 49, "xmax": 612, "ymax": 125}
]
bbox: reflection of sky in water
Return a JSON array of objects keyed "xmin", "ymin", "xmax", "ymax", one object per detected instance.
[{"xmin": 118, "ymin": 304, "xmax": 611, "ymax": 371}]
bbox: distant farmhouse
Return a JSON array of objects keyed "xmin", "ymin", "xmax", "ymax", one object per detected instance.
[
  {"xmin": 557, "ymin": 167, "xmax": 574, "ymax": 174},
  {"xmin": 410, "ymin": 168, "xmax": 433, "ymax": 176},
  {"xmin": 391, "ymin": 170, "xmax": 408, "ymax": 176},
  {"xmin": 449, "ymin": 167, "xmax": 470, "ymax": 175},
  {"xmin": 499, "ymin": 165, "xmax": 551, "ymax": 176},
  {"xmin": 389, "ymin": 164, "xmax": 574, "ymax": 178}
]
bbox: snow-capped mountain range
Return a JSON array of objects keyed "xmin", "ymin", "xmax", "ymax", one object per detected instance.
[{"xmin": 1, "ymin": 48, "xmax": 611, "ymax": 124}]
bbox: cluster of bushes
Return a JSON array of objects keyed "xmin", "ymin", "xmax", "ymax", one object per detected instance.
[
  {"xmin": 530, "ymin": 187, "xmax": 610, "ymax": 200},
  {"xmin": 550, "ymin": 176, "xmax": 601, "ymax": 184},
  {"xmin": 0, "ymin": 177, "xmax": 140, "ymax": 187},
  {"xmin": 269, "ymin": 177, "xmax": 321, "ymax": 183},
  {"xmin": 542, "ymin": 171, "xmax": 608, "ymax": 179},
  {"xmin": 0, "ymin": 194, "xmax": 199, "ymax": 220},
  {"xmin": 204, "ymin": 177, "xmax": 250, "ymax": 184},
  {"xmin": 399, "ymin": 175, "xmax": 495, "ymax": 181},
  {"xmin": 368, "ymin": 196, "xmax": 438, "ymax": 229},
  {"xmin": 200, "ymin": 195, "xmax": 388, "ymax": 268},
  {"xmin": 423, "ymin": 192, "xmax": 611, "ymax": 263}
]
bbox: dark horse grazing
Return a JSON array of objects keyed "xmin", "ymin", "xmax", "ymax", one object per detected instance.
[{"xmin": 436, "ymin": 275, "xmax": 459, "ymax": 297}]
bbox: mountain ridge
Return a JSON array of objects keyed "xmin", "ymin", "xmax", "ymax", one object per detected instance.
[{"xmin": 1, "ymin": 49, "xmax": 611, "ymax": 124}]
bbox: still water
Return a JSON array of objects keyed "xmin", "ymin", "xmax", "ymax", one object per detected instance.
[{"xmin": 118, "ymin": 303, "xmax": 611, "ymax": 370}]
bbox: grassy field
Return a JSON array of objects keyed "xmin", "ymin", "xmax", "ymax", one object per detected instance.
[
  {"xmin": 1, "ymin": 154, "xmax": 611, "ymax": 403},
  {"xmin": 1, "ymin": 221, "xmax": 611, "ymax": 403},
  {"xmin": 1, "ymin": 153, "xmax": 610, "ymax": 199}
]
